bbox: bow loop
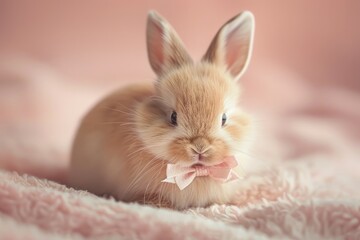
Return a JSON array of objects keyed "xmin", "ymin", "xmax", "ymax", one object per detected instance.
[
  {"xmin": 165, "ymin": 164, "xmax": 194, "ymax": 179},
  {"xmin": 208, "ymin": 168, "xmax": 232, "ymax": 181}
]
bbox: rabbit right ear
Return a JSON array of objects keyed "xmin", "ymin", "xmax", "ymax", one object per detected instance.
[
  {"xmin": 147, "ymin": 11, "xmax": 193, "ymax": 76},
  {"xmin": 202, "ymin": 11, "xmax": 255, "ymax": 81}
]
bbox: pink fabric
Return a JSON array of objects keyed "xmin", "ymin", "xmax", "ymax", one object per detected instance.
[{"xmin": 162, "ymin": 156, "xmax": 239, "ymax": 190}]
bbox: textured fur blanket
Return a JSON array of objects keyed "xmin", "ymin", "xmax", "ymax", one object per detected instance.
[{"xmin": 0, "ymin": 60, "xmax": 360, "ymax": 239}]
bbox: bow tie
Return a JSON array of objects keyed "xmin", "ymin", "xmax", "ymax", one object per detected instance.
[{"xmin": 162, "ymin": 156, "xmax": 240, "ymax": 190}]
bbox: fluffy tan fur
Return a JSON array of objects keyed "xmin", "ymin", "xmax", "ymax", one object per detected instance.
[{"xmin": 69, "ymin": 11, "xmax": 255, "ymax": 209}]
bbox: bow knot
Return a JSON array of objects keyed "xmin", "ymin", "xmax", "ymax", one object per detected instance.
[
  {"xmin": 194, "ymin": 166, "xmax": 209, "ymax": 177},
  {"xmin": 162, "ymin": 156, "xmax": 240, "ymax": 190}
]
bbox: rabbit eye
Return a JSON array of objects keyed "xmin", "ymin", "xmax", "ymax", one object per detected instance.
[
  {"xmin": 170, "ymin": 111, "xmax": 177, "ymax": 126},
  {"xmin": 222, "ymin": 113, "xmax": 227, "ymax": 126}
]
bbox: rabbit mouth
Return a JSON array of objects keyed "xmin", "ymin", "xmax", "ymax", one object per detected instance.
[
  {"xmin": 191, "ymin": 163, "xmax": 204, "ymax": 167},
  {"xmin": 190, "ymin": 162, "xmax": 214, "ymax": 167}
]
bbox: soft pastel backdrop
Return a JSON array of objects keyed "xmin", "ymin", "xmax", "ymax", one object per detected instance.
[{"xmin": 0, "ymin": 1, "xmax": 360, "ymax": 239}]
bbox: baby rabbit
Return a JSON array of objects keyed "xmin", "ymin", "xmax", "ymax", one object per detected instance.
[{"xmin": 69, "ymin": 10, "xmax": 255, "ymax": 210}]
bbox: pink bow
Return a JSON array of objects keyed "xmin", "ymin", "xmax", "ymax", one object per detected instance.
[{"xmin": 162, "ymin": 156, "xmax": 240, "ymax": 190}]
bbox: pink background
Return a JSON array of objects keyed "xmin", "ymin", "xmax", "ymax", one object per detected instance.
[{"xmin": 1, "ymin": 1, "xmax": 359, "ymax": 88}]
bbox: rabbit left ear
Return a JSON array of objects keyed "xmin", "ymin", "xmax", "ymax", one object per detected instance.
[
  {"xmin": 147, "ymin": 11, "xmax": 193, "ymax": 76},
  {"xmin": 202, "ymin": 11, "xmax": 255, "ymax": 81}
]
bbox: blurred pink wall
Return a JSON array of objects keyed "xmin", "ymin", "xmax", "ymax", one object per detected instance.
[{"xmin": 1, "ymin": 0, "xmax": 359, "ymax": 89}]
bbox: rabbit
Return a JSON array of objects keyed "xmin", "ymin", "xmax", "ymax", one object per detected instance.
[{"xmin": 68, "ymin": 10, "xmax": 255, "ymax": 210}]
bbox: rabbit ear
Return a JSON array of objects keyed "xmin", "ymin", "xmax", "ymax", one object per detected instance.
[
  {"xmin": 147, "ymin": 11, "xmax": 193, "ymax": 76},
  {"xmin": 202, "ymin": 11, "xmax": 255, "ymax": 81}
]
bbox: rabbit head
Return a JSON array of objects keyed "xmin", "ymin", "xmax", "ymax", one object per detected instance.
[{"xmin": 135, "ymin": 11, "xmax": 255, "ymax": 166}]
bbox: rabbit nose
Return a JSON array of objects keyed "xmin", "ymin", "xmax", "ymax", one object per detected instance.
[
  {"xmin": 190, "ymin": 147, "xmax": 210, "ymax": 155},
  {"xmin": 191, "ymin": 137, "xmax": 210, "ymax": 150},
  {"xmin": 190, "ymin": 137, "xmax": 212, "ymax": 161},
  {"xmin": 190, "ymin": 146, "xmax": 211, "ymax": 161}
]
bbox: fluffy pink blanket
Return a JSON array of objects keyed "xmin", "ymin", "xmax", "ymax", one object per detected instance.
[{"xmin": 0, "ymin": 60, "xmax": 360, "ymax": 239}]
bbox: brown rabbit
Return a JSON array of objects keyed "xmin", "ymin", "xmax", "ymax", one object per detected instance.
[{"xmin": 69, "ymin": 10, "xmax": 255, "ymax": 209}]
